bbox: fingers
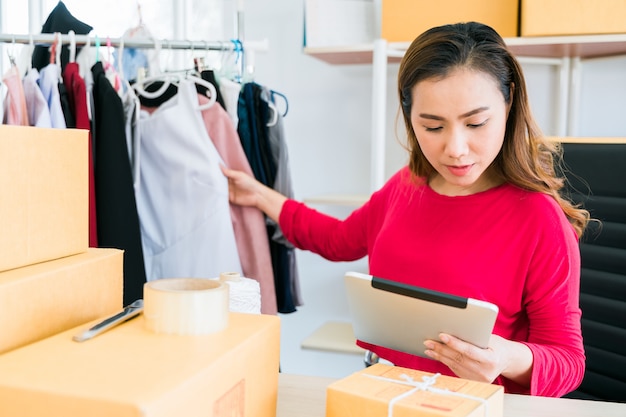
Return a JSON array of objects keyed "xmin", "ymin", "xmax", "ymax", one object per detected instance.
[
  {"xmin": 424, "ymin": 335, "xmax": 471, "ymax": 365},
  {"xmin": 424, "ymin": 334, "xmax": 489, "ymax": 381},
  {"xmin": 220, "ymin": 164, "xmax": 239, "ymax": 181}
]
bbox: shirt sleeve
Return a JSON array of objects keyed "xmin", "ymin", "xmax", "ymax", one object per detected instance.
[
  {"xmin": 277, "ymin": 167, "xmax": 410, "ymax": 262},
  {"xmin": 278, "ymin": 199, "xmax": 370, "ymax": 262},
  {"xmin": 521, "ymin": 197, "xmax": 585, "ymax": 397}
]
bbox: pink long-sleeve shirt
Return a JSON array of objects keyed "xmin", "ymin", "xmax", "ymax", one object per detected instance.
[{"xmin": 279, "ymin": 167, "xmax": 584, "ymax": 397}]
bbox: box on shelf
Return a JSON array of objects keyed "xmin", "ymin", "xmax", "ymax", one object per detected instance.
[
  {"xmin": 0, "ymin": 125, "xmax": 89, "ymax": 272},
  {"xmin": 304, "ymin": 0, "xmax": 376, "ymax": 48},
  {"xmin": 0, "ymin": 248, "xmax": 123, "ymax": 354},
  {"xmin": 326, "ymin": 363, "xmax": 504, "ymax": 417},
  {"xmin": 521, "ymin": 0, "xmax": 626, "ymax": 36},
  {"xmin": 382, "ymin": 0, "xmax": 519, "ymax": 43},
  {"xmin": 0, "ymin": 312, "xmax": 281, "ymax": 417}
]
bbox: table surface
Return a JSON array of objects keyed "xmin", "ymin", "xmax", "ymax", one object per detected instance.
[{"xmin": 276, "ymin": 373, "xmax": 626, "ymax": 417}]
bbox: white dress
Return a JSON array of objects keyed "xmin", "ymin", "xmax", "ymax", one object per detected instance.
[{"xmin": 137, "ymin": 79, "xmax": 242, "ymax": 281}]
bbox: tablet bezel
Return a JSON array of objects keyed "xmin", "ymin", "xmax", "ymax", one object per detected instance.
[{"xmin": 344, "ymin": 271, "xmax": 499, "ymax": 358}]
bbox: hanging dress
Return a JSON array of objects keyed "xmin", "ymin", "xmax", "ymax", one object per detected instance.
[
  {"xmin": 22, "ymin": 69, "xmax": 52, "ymax": 127},
  {"xmin": 237, "ymin": 81, "xmax": 298, "ymax": 313},
  {"xmin": 38, "ymin": 63, "xmax": 67, "ymax": 129},
  {"xmin": 63, "ymin": 61, "xmax": 98, "ymax": 247},
  {"xmin": 2, "ymin": 65, "xmax": 29, "ymax": 126},
  {"xmin": 137, "ymin": 79, "xmax": 242, "ymax": 282},
  {"xmin": 198, "ymin": 93, "xmax": 277, "ymax": 314},
  {"xmin": 92, "ymin": 61, "xmax": 147, "ymax": 305},
  {"xmin": 260, "ymin": 87, "xmax": 303, "ymax": 309}
]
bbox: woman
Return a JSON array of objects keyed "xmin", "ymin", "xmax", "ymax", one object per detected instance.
[{"xmin": 221, "ymin": 21, "xmax": 589, "ymax": 397}]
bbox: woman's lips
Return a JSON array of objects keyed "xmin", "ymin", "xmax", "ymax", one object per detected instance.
[{"xmin": 446, "ymin": 164, "xmax": 473, "ymax": 176}]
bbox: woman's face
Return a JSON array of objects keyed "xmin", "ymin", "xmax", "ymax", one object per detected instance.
[{"xmin": 410, "ymin": 68, "xmax": 509, "ymax": 196}]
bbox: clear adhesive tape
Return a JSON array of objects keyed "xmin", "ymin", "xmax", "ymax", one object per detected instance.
[{"xmin": 143, "ymin": 278, "xmax": 229, "ymax": 335}]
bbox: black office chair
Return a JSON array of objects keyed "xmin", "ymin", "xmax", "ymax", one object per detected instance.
[{"xmin": 558, "ymin": 139, "xmax": 626, "ymax": 403}]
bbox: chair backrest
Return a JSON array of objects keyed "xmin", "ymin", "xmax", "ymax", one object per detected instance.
[{"xmin": 555, "ymin": 137, "xmax": 626, "ymax": 402}]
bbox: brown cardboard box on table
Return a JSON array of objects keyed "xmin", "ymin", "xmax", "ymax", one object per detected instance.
[
  {"xmin": 326, "ymin": 363, "xmax": 503, "ymax": 417},
  {"xmin": 0, "ymin": 312, "xmax": 281, "ymax": 417},
  {"xmin": 0, "ymin": 125, "xmax": 89, "ymax": 272},
  {"xmin": 0, "ymin": 248, "xmax": 123, "ymax": 354},
  {"xmin": 381, "ymin": 0, "xmax": 519, "ymax": 43},
  {"xmin": 521, "ymin": 0, "xmax": 626, "ymax": 36}
]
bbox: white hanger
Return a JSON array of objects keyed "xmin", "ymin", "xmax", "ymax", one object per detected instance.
[
  {"xmin": 132, "ymin": 72, "xmax": 173, "ymax": 99},
  {"xmin": 68, "ymin": 30, "xmax": 76, "ymax": 63},
  {"xmin": 189, "ymin": 74, "xmax": 217, "ymax": 110},
  {"xmin": 28, "ymin": 34, "xmax": 34, "ymax": 71},
  {"xmin": 56, "ymin": 32, "xmax": 62, "ymax": 66},
  {"xmin": 54, "ymin": 32, "xmax": 63, "ymax": 82},
  {"xmin": 266, "ymin": 101, "xmax": 278, "ymax": 127},
  {"xmin": 132, "ymin": 72, "xmax": 217, "ymax": 110},
  {"xmin": 118, "ymin": 35, "xmax": 125, "ymax": 79}
]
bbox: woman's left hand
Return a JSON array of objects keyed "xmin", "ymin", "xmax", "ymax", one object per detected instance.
[{"xmin": 423, "ymin": 333, "xmax": 517, "ymax": 383}]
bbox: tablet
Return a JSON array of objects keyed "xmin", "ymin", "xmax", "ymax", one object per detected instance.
[{"xmin": 344, "ymin": 271, "xmax": 499, "ymax": 358}]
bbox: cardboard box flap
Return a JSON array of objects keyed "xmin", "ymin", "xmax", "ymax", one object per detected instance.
[
  {"xmin": 0, "ymin": 313, "xmax": 280, "ymax": 417},
  {"xmin": 0, "ymin": 248, "xmax": 123, "ymax": 354},
  {"xmin": 0, "ymin": 125, "xmax": 88, "ymax": 271}
]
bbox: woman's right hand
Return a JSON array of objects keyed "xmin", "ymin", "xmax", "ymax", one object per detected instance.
[
  {"xmin": 220, "ymin": 165, "xmax": 288, "ymax": 223},
  {"xmin": 220, "ymin": 165, "xmax": 263, "ymax": 207}
]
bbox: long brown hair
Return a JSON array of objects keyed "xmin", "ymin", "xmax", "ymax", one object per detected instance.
[{"xmin": 397, "ymin": 22, "xmax": 589, "ymax": 237}]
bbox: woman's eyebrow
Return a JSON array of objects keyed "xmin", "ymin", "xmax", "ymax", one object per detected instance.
[
  {"xmin": 418, "ymin": 106, "xmax": 489, "ymax": 121},
  {"xmin": 460, "ymin": 106, "xmax": 489, "ymax": 118}
]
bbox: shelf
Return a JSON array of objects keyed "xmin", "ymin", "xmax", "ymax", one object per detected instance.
[
  {"xmin": 300, "ymin": 321, "xmax": 364, "ymax": 355},
  {"xmin": 305, "ymin": 33, "xmax": 626, "ymax": 65},
  {"xmin": 303, "ymin": 194, "xmax": 369, "ymax": 207},
  {"xmin": 304, "ymin": 44, "xmax": 385, "ymax": 65}
]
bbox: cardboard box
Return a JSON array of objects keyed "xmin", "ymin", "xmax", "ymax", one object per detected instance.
[
  {"xmin": 326, "ymin": 363, "xmax": 503, "ymax": 417},
  {"xmin": 521, "ymin": 0, "xmax": 626, "ymax": 36},
  {"xmin": 0, "ymin": 312, "xmax": 281, "ymax": 417},
  {"xmin": 0, "ymin": 248, "xmax": 123, "ymax": 354},
  {"xmin": 0, "ymin": 125, "xmax": 88, "ymax": 272},
  {"xmin": 304, "ymin": 0, "xmax": 376, "ymax": 47},
  {"xmin": 382, "ymin": 0, "xmax": 519, "ymax": 43}
]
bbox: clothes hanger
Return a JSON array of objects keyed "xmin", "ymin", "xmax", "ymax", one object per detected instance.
[
  {"xmin": 95, "ymin": 35, "xmax": 100, "ymax": 63},
  {"xmin": 134, "ymin": 39, "xmax": 175, "ymax": 98},
  {"xmin": 49, "ymin": 32, "xmax": 58, "ymax": 65},
  {"xmin": 188, "ymin": 74, "xmax": 217, "ymax": 110},
  {"xmin": 104, "ymin": 37, "xmax": 121, "ymax": 91},
  {"xmin": 133, "ymin": 71, "xmax": 217, "ymax": 110},
  {"xmin": 28, "ymin": 34, "xmax": 34, "ymax": 72},
  {"xmin": 56, "ymin": 33, "xmax": 62, "ymax": 69},
  {"xmin": 270, "ymin": 89, "xmax": 289, "ymax": 117},
  {"xmin": 68, "ymin": 30, "xmax": 76, "ymax": 63},
  {"xmin": 49, "ymin": 32, "xmax": 63, "ymax": 83},
  {"xmin": 7, "ymin": 36, "xmax": 17, "ymax": 68},
  {"xmin": 266, "ymin": 102, "xmax": 278, "ymax": 127}
]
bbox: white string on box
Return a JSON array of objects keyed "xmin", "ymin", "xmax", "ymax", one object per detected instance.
[{"xmin": 365, "ymin": 373, "xmax": 490, "ymax": 417}]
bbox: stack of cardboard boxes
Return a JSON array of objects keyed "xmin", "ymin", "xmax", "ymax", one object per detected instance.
[
  {"xmin": 382, "ymin": 0, "xmax": 626, "ymax": 43},
  {"xmin": 0, "ymin": 125, "xmax": 124, "ymax": 355},
  {"xmin": 0, "ymin": 125, "xmax": 281, "ymax": 417}
]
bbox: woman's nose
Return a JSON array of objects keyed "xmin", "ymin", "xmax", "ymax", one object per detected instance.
[{"xmin": 444, "ymin": 129, "xmax": 469, "ymax": 159}]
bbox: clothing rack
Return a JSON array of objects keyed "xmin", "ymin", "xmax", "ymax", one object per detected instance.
[
  {"xmin": 0, "ymin": 33, "xmax": 268, "ymax": 81},
  {"xmin": 0, "ymin": 33, "xmax": 268, "ymax": 53}
]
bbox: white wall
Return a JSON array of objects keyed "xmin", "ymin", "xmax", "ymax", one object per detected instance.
[{"xmin": 243, "ymin": 0, "xmax": 626, "ymax": 378}]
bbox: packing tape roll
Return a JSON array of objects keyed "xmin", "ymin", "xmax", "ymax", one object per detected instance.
[{"xmin": 143, "ymin": 278, "xmax": 229, "ymax": 335}]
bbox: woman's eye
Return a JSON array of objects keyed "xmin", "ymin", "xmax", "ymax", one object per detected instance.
[
  {"xmin": 467, "ymin": 120, "xmax": 488, "ymax": 128},
  {"xmin": 424, "ymin": 126, "xmax": 442, "ymax": 132}
]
